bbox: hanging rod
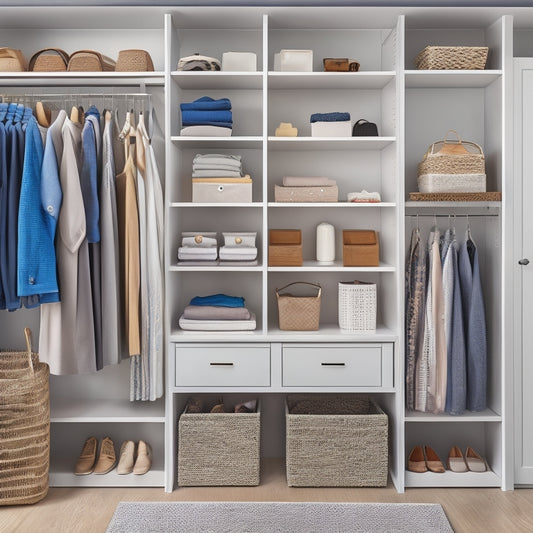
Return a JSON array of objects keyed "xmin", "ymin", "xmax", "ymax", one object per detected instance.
[{"xmin": 1, "ymin": 92, "xmax": 151, "ymax": 99}]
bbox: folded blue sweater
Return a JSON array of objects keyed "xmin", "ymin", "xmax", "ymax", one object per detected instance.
[
  {"xmin": 310, "ymin": 112, "xmax": 351, "ymax": 123},
  {"xmin": 180, "ymin": 96, "xmax": 232, "ymax": 111},
  {"xmin": 181, "ymin": 109, "xmax": 233, "ymax": 124},
  {"xmin": 190, "ymin": 294, "xmax": 245, "ymax": 308}
]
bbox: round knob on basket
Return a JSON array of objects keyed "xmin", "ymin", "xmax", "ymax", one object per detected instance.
[
  {"xmin": 195, "ymin": 235, "xmax": 203, "ymax": 244},
  {"xmin": 235, "ymin": 237, "xmax": 242, "ymax": 244},
  {"xmin": 519, "ymin": 258, "xmax": 530, "ymax": 266}
]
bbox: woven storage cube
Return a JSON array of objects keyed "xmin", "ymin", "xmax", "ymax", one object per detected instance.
[
  {"xmin": 276, "ymin": 281, "xmax": 321, "ymax": 331},
  {"xmin": 286, "ymin": 395, "xmax": 388, "ymax": 487},
  {"xmin": 415, "ymin": 46, "xmax": 488, "ymax": 70},
  {"xmin": 417, "ymin": 173, "xmax": 486, "ymax": 193},
  {"xmin": 178, "ymin": 403, "xmax": 260, "ymax": 486},
  {"xmin": 0, "ymin": 329, "xmax": 49, "ymax": 506},
  {"xmin": 338, "ymin": 281, "xmax": 377, "ymax": 332}
]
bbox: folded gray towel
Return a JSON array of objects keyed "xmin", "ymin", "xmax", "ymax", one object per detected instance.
[{"xmin": 183, "ymin": 305, "xmax": 251, "ymax": 320}]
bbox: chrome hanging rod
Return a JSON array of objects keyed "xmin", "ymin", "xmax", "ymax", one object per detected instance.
[
  {"xmin": 407, "ymin": 214, "xmax": 498, "ymax": 218},
  {"xmin": 1, "ymin": 92, "xmax": 151, "ymax": 100}
]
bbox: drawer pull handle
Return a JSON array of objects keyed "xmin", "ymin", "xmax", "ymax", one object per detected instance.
[
  {"xmin": 210, "ymin": 362, "xmax": 234, "ymax": 366},
  {"xmin": 321, "ymin": 362, "xmax": 345, "ymax": 366}
]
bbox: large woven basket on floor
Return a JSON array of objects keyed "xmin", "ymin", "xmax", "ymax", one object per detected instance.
[
  {"xmin": 415, "ymin": 45, "xmax": 488, "ymax": 70},
  {"xmin": 286, "ymin": 394, "xmax": 388, "ymax": 487},
  {"xmin": 0, "ymin": 328, "xmax": 50, "ymax": 506},
  {"xmin": 178, "ymin": 402, "xmax": 260, "ymax": 486}
]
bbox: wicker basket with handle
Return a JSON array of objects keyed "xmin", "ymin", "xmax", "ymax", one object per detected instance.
[
  {"xmin": 0, "ymin": 328, "xmax": 49, "ymax": 506},
  {"xmin": 276, "ymin": 281, "xmax": 321, "ymax": 331},
  {"xmin": 417, "ymin": 130, "xmax": 485, "ymax": 176},
  {"xmin": 415, "ymin": 46, "xmax": 488, "ymax": 70}
]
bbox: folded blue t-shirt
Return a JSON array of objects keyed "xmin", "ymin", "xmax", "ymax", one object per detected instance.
[
  {"xmin": 310, "ymin": 112, "xmax": 350, "ymax": 123},
  {"xmin": 180, "ymin": 96, "xmax": 232, "ymax": 111},
  {"xmin": 190, "ymin": 294, "xmax": 245, "ymax": 308},
  {"xmin": 181, "ymin": 109, "xmax": 233, "ymax": 124}
]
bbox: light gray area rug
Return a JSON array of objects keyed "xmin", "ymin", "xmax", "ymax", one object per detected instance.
[{"xmin": 106, "ymin": 501, "xmax": 454, "ymax": 533}]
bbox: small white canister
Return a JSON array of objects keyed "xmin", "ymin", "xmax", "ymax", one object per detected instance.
[{"xmin": 316, "ymin": 222, "xmax": 335, "ymax": 264}]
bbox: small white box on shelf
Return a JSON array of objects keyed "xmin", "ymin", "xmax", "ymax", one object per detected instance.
[
  {"xmin": 311, "ymin": 121, "xmax": 351, "ymax": 137},
  {"xmin": 222, "ymin": 52, "xmax": 257, "ymax": 71},
  {"xmin": 274, "ymin": 49, "xmax": 313, "ymax": 71},
  {"xmin": 192, "ymin": 182, "xmax": 252, "ymax": 203}
]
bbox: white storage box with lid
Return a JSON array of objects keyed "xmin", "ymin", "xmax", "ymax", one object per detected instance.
[
  {"xmin": 311, "ymin": 121, "xmax": 351, "ymax": 137},
  {"xmin": 222, "ymin": 52, "xmax": 257, "ymax": 71},
  {"xmin": 274, "ymin": 49, "xmax": 313, "ymax": 71},
  {"xmin": 192, "ymin": 180, "xmax": 252, "ymax": 203}
]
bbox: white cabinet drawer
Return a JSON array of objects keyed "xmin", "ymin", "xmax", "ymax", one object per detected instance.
[
  {"xmin": 175, "ymin": 344, "xmax": 270, "ymax": 387},
  {"xmin": 282, "ymin": 343, "xmax": 393, "ymax": 388}
]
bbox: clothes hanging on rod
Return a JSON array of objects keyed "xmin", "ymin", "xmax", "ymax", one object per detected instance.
[
  {"xmin": 1, "ymin": 92, "xmax": 163, "ymax": 400},
  {"xmin": 406, "ymin": 218, "xmax": 487, "ymax": 414}
]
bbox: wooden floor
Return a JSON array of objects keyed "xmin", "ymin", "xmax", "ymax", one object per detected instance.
[{"xmin": 3, "ymin": 459, "xmax": 533, "ymax": 533}]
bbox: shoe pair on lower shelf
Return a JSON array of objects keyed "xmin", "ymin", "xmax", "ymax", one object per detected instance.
[
  {"xmin": 117, "ymin": 440, "xmax": 153, "ymax": 475},
  {"xmin": 74, "ymin": 436, "xmax": 116, "ymax": 475},
  {"xmin": 408, "ymin": 445, "xmax": 488, "ymax": 473},
  {"xmin": 74, "ymin": 437, "xmax": 152, "ymax": 475}
]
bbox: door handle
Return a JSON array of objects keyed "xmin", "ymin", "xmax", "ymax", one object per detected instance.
[
  {"xmin": 519, "ymin": 258, "xmax": 530, "ymax": 266},
  {"xmin": 321, "ymin": 362, "xmax": 346, "ymax": 366},
  {"xmin": 210, "ymin": 362, "xmax": 234, "ymax": 366}
]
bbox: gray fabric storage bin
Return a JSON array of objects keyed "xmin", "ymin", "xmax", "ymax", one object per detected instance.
[
  {"xmin": 286, "ymin": 394, "xmax": 388, "ymax": 487},
  {"xmin": 178, "ymin": 402, "xmax": 260, "ymax": 486}
]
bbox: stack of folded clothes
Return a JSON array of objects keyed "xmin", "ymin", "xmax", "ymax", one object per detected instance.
[
  {"xmin": 177, "ymin": 232, "xmax": 218, "ymax": 265},
  {"xmin": 310, "ymin": 111, "xmax": 351, "ymax": 137},
  {"xmin": 192, "ymin": 153, "xmax": 243, "ymax": 178},
  {"xmin": 274, "ymin": 176, "xmax": 339, "ymax": 202},
  {"xmin": 180, "ymin": 96, "xmax": 233, "ymax": 136},
  {"xmin": 179, "ymin": 293, "xmax": 256, "ymax": 331},
  {"xmin": 219, "ymin": 232, "xmax": 258, "ymax": 265}
]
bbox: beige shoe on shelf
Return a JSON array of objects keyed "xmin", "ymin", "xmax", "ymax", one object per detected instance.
[
  {"xmin": 133, "ymin": 440, "xmax": 152, "ymax": 475},
  {"xmin": 93, "ymin": 436, "xmax": 117, "ymax": 475},
  {"xmin": 74, "ymin": 436, "xmax": 98, "ymax": 475},
  {"xmin": 117, "ymin": 440, "xmax": 136, "ymax": 475},
  {"xmin": 424, "ymin": 445, "xmax": 446, "ymax": 473},
  {"xmin": 407, "ymin": 445, "xmax": 427, "ymax": 473},
  {"xmin": 465, "ymin": 446, "xmax": 488, "ymax": 472},
  {"xmin": 447, "ymin": 446, "xmax": 468, "ymax": 473}
]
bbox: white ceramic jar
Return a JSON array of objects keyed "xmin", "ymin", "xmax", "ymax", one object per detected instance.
[{"xmin": 316, "ymin": 222, "xmax": 335, "ymax": 264}]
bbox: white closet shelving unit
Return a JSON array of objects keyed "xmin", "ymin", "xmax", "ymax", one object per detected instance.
[{"xmin": 1, "ymin": 4, "xmax": 526, "ymax": 494}]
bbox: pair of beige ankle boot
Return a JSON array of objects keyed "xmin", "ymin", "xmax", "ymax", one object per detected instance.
[{"xmin": 117, "ymin": 440, "xmax": 152, "ymax": 475}]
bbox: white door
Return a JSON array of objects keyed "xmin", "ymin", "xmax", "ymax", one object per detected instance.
[{"xmin": 515, "ymin": 58, "xmax": 533, "ymax": 485}]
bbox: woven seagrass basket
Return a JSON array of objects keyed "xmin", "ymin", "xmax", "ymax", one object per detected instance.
[
  {"xmin": 415, "ymin": 46, "xmax": 488, "ymax": 70},
  {"xmin": 116, "ymin": 49, "xmax": 154, "ymax": 72},
  {"xmin": 286, "ymin": 395, "xmax": 388, "ymax": 487},
  {"xmin": 0, "ymin": 329, "xmax": 49, "ymax": 506},
  {"xmin": 417, "ymin": 130, "xmax": 485, "ymax": 176},
  {"xmin": 276, "ymin": 281, "xmax": 321, "ymax": 331},
  {"xmin": 178, "ymin": 401, "xmax": 260, "ymax": 486}
]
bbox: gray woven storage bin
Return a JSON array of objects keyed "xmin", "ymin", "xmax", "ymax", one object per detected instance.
[
  {"xmin": 178, "ymin": 403, "xmax": 260, "ymax": 486},
  {"xmin": 286, "ymin": 395, "xmax": 388, "ymax": 487}
]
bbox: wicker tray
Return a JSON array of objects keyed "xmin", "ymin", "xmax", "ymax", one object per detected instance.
[
  {"xmin": 409, "ymin": 192, "xmax": 502, "ymax": 202},
  {"xmin": 286, "ymin": 395, "xmax": 388, "ymax": 487},
  {"xmin": 415, "ymin": 46, "xmax": 488, "ymax": 70}
]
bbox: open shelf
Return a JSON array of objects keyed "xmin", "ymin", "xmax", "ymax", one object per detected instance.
[
  {"xmin": 268, "ymin": 71, "xmax": 395, "ymax": 89},
  {"xmin": 405, "ymin": 70, "xmax": 502, "ymax": 88},
  {"xmin": 170, "ymin": 202, "xmax": 264, "ymax": 208},
  {"xmin": 404, "ymin": 408, "xmax": 502, "ymax": 423},
  {"xmin": 404, "ymin": 470, "xmax": 501, "ymax": 488},
  {"xmin": 268, "ymin": 137, "xmax": 396, "ymax": 151},
  {"xmin": 172, "ymin": 71, "xmax": 263, "ymax": 90},
  {"xmin": 268, "ymin": 202, "xmax": 396, "ymax": 208},
  {"xmin": 50, "ymin": 398, "xmax": 165, "ymax": 423},
  {"xmin": 171, "ymin": 136, "xmax": 263, "ymax": 149},
  {"xmin": 169, "ymin": 263, "xmax": 262, "ymax": 272},
  {"xmin": 268, "ymin": 260, "xmax": 395, "ymax": 272}
]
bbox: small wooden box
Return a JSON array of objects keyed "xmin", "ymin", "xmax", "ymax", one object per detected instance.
[
  {"xmin": 269, "ymin": 229, "xmax": 302, "ymax": 266},
  {"xmin": 343, "ymin": 230, "xmax": 379, "ymax": 267}
]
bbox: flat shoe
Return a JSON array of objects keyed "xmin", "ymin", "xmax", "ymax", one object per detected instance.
[
  {"xmin": 407, "ymin": 445, "xmax": 427, "ymax": 473},
  {"xmin": 94, "ymin": 436, "xmax": 117, "ymax": 474},
  {"xmin": 74, "ymin": 436, "xmax": 97, "ymax": 475},
  {"xmin": 117, "ymin": 440, "xmax": 136, "ymax": 475},
  {"xmin": 465, "ymin": 446, "xmax": 488, "ymax": 472},
  {"xmin": 133, "ymin": 440, "xmax": 152, "ymax": 475},
  {"xmin": 447, "ymin": 445, "xmax": 468, "ymax": 473},
  {"xmin": 424, "ymin": 445, "xmax": 445, "ymax": 473}
]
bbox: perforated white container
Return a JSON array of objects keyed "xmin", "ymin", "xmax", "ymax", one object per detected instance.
[{"xmin": 338, "ymin": 281, "xmax": 377, "ymax": 332}]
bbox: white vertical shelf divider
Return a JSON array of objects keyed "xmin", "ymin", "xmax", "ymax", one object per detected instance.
[{"xmin": 262, "ymin": 13, "xmax": 270, "ymax": 335}]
